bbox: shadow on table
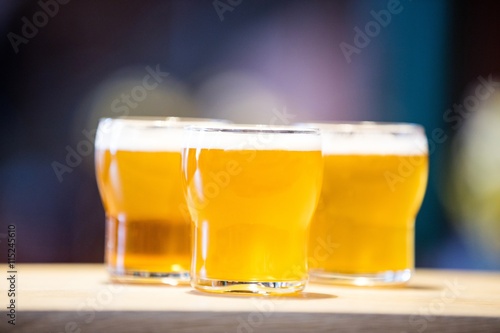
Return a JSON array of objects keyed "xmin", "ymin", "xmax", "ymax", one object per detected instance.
[
  {"xmin": 308, "ymin": 280, "xmax": 443, "ymax": 291},
  {"xmin": 186, "ymin": 290, "xmax": 337, "ymax": 300}
]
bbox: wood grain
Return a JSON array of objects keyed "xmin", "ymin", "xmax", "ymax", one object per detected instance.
[{"xmin": 1, "ymin": 264, "xmax": 499, "ymax": 332}]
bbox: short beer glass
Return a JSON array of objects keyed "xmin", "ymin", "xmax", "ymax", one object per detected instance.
[
  {"xmin": 305, "ymin": 122, "xmax": 428, "ymax": 286},
  {"xmin": 182, "ymin": 125, "xmax": 323, "ymax": 294},
  {"xmin": 95, "ymin": 117, "xmax": 224, "ymax": 284}
]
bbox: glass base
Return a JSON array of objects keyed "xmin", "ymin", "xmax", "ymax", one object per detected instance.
[
  {"xmin": 108, "ymin": 268, "xmax": 190, "ymax": 286},
  {"xmin": 192, "ymin": 277, "xmax": 307, "ymax": 295},
  {"xmin": 310, "ymin": 269, "xmax": 412, "ymax": 287}
]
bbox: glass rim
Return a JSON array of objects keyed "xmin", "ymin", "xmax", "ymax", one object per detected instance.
[
  {"xmin": 184, "ymin": 124, "xmax": 320, "ymax": 135},
  {"xmin": 98, "ymin": 116, "xmax": 229, "ymax": 128},
  {"xmin": 295, "ymin": 121, "xmax": 424, "ymax": 134}
]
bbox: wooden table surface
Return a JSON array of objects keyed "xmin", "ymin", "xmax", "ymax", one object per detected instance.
[{"xmin": 1, "ymin": 264, "xmax": 499, "ymax": 332}]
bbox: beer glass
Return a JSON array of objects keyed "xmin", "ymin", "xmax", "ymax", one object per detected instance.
[
  {"xmin": 182, "ymin": 125, "xmax": 323, "ymax": 294},
  {"xmin": 304, "ymin": 122, "xmax": 428, "ymax": 286},
  {"xmin": 95, "ymin": 117, "xmax": 225, "ymax": 284}
]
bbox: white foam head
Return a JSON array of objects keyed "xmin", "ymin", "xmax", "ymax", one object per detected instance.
[
  {"xmin": 95, "ymin": 118, "xmax": 227, "ymax": 152},
  {"xmin": 184, "ymin": 125, "xmax": 322, "ymax": 151},
  {"xmin": 298, "ymin": 122, "xmax": 428, "ymax": 155}
]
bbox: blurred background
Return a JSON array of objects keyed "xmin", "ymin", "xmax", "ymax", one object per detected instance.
[{"xmin": 0, "ymin": 0, "xmax": 499, "ymax": 270}]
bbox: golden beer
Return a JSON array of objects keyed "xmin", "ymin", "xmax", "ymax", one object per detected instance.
[
  {"xmin": 182, "ymin": 126, "xmax": 323, "ymax": 294},
  {"xmin": 306, "ymin": 123, "xmax": 428, "ymax": 285},
  {"xmin": 95, "ymin": 117, "xmax": 223, "ymax": 284}
]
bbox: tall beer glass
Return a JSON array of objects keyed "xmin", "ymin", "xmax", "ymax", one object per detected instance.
[
  {"xmin": 95, "ymin": 117, "xmax": 224, "ymax": 284},
  {"xmin": 182, "ymin": 125, "xmax": 323, "ymax": 294},
  {"xmin": 305, "ymin": 122, "xmax": 428, "ymax": 286}
]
